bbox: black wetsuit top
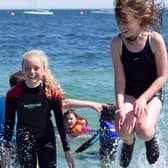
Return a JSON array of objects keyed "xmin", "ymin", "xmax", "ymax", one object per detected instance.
[
  {"xmin": 4, "ymin": 81, "xmax": 70, "ymax": 152},
  {"xmin": 121, "ymin": 36, "xmax": 163, "ymax": 99}
]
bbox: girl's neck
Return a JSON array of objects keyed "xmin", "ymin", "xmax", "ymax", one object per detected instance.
[
  {"xmin": 125, "ymin": 31, "xmax": 148, "ymax": 46},
  {"xmin": 25, "ymin": 80, "xmax": 42, "ymax": 88},
  {"xmin": 125, "ymin": 28, "xmax": 148, "ymax": 43},
  {"xmin": 125, "ymin": 35, "xmax": 138, "ymax": 41}
]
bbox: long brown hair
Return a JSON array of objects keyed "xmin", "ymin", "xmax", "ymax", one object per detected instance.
[{"xmin": 114, "ymin": 0, "xmax": 165, "ymax": 32}]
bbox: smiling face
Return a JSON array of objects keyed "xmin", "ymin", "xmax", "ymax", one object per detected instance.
[
  {"xmin": 115, "ymin": 3, "xmax": 142, "ymax": 40},
  {"xmin": 64, "ymin": 113, "xmax": 77, "ymax": 129},
  {"xmin": 117, "ymin": 15, "xmax": 141, "ymax": 40},
  {"xmin": 22, "ymin": 54, "xmax": 45, "ymax": 88}
]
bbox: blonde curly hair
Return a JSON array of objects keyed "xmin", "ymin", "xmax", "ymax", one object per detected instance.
[{"xmin": 22, "ymin": 50, "xmax": 64, "ymax": 98}]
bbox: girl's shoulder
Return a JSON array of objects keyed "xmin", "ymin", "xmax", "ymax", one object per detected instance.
[
  {"xmin": 111, "ymin": 34, "xmax": 123, "ymax": 49},
  {"xmin": 111, "ymin": 34, "xmax": 123, "ymax": 58},
  {"xmin": 111, "ymin": 34, "xmax": 122, "ymax": 44},
  {"xmin": 149, "ymin": 31, "xmax": 165, "ymax": 53},
  {"xmin": 7, "ymin": 82, "xmax": 22, "ymax": 98},
  {"xmin": 48, "ymin": 90, "xmax": 63, "ymax": 101},
  {"xmin": 150, "ymin": 31, "xmax": 163, "ymax": 41}
]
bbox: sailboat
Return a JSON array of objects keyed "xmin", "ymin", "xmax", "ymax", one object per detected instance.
[
  {"xmin": 24, "ymin": 9, "xmax": 54, "ymax": 15},
  {"xmin": 24, "ymin": 0, "xmax": 54, "ymax": 15}
]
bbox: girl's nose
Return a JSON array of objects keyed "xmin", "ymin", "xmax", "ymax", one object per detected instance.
[{"xmin": 30, "ymin": 68, "xmax": 35, "ymax": 73}]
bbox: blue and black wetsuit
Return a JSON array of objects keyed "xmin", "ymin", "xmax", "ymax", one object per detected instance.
[
  {"xmin": 99, "ymin": 105, "xmax": 119, "ymax": 162},
  {"xmin": 121, "ymin": 35, "xmax": 164, "ymax": 102},
  {"xmin": 99, "ymin": 121, "xmax": 119, "ymax": 161},
  {"xmin": 4, "ymin": 82, "xmax": 70, "ymax": 168}
]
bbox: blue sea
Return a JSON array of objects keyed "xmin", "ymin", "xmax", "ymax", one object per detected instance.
[{"xmin": 0, "ymin": 9, "xmax": 168, "ymax": 167}]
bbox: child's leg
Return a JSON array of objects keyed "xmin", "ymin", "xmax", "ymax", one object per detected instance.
[
  {"xmin": 135, "ymin": 97, "xmax": 162, "ymax": 140},
  {"xmin": 16, "ymin": 131, "xmax": 37, "ymax": 168},
  {"xmin": 37, "ymin": 139, "xmax": 56, "ymax": 168}
]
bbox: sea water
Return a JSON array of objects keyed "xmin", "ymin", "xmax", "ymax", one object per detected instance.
[{"xmin": 0, "ymin": 9, "xmax": 168, "ymax": 167}]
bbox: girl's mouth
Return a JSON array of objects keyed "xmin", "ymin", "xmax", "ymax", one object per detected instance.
[{"xmin": 121, "ymin": 30, "xmax": 128, "ymax": 34}]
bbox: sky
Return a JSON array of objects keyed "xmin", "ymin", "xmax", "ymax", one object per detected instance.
[
  {"xmin": 0, "ymin": 0, "xmax": 167, "ymax": 10},
  {"xmin": 0, "ymin": 0, "xmax": 115, "ymax": 9}
]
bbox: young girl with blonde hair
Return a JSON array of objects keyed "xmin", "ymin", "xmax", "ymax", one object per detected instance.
[{"xmin": 2, "ymin": 50, "xmax": 75, "ymax": 168}]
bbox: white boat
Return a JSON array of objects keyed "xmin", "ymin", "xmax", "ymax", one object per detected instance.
[
  {"xmin": 91, "ymin": 9, "xmax": 114, "ymax": 14},
  {"xmin": 24, "ymin": 9, "xmax": 54, "ymax": 15},
  {"xmin": 23, "ymin": 0, "xmax": 53, "ymax": 15}
]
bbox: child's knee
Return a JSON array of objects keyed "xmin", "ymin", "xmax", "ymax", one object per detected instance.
[{"xmin": 135, "ymin": 123, "xmax": 155, "ymax": 140}]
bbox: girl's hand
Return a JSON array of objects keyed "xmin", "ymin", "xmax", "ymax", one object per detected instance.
[
  {"xmin": 115, "ymin": 108, "xmax": 125, "ymax": 133},
  {"xmin": 115, "ymin": 106, "xmax": 137, "ymax": 137},
  {"xmin": 91, "ymin": 103, "xmax": 115, "ymax": 113},
  {"xmin": 134, "ymin": 97, "xmax": 148, "ymax": 118},
  {"xmin": 65, "ymin": 151, "xmax": 75, "ymax": 168},
  {"xmin": 90, "ymin": 102, "xmax": 104, "ymax": 113}
]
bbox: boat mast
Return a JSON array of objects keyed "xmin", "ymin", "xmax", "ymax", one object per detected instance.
[{"xmin": 33, "ymin": 0, "xmax": 37, "ymax": 10}]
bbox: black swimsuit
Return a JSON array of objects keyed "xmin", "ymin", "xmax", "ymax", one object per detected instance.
[
  {"xmin": 4, "ymin": 82, "xmax": 69, "ymax": 168},
  {"xmin": 121, "ymin": 35, "xmax": 164, "ymax": 103}
]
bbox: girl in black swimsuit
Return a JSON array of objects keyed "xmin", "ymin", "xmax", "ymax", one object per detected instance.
[{"xmin": 111, "ymin": 0, "xmax": 167, "ymax": 167}]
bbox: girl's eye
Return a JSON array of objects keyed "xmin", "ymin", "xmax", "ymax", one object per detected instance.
[
  {"xmin": 24, "ymin": 66, "xmax": 40, "ymax": 71},
  {"xmin": 117, "ymin": 19, "xmax": 127, "ymax": 25},
  {"xmin": 34, "ymin": 67, "xmax": 40, "ymax": 71},
  {"xmin": 24, "ymin": 67, "xmax": 31, "ymax": 71}
]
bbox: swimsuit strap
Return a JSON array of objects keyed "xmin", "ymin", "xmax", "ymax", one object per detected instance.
[{"xmin": 118, "ymin": 33, "xmax": 123, "ymax": 57}]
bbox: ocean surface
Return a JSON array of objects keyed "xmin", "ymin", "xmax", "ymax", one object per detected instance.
[{"xmin": 0, "ymin": 9, "xmax": 168, "ymax": 167}]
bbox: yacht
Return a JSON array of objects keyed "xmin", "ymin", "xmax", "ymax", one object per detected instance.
[{"xmin": 24, "ymin": 9, "xmax": 54, "ymax": 15}]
